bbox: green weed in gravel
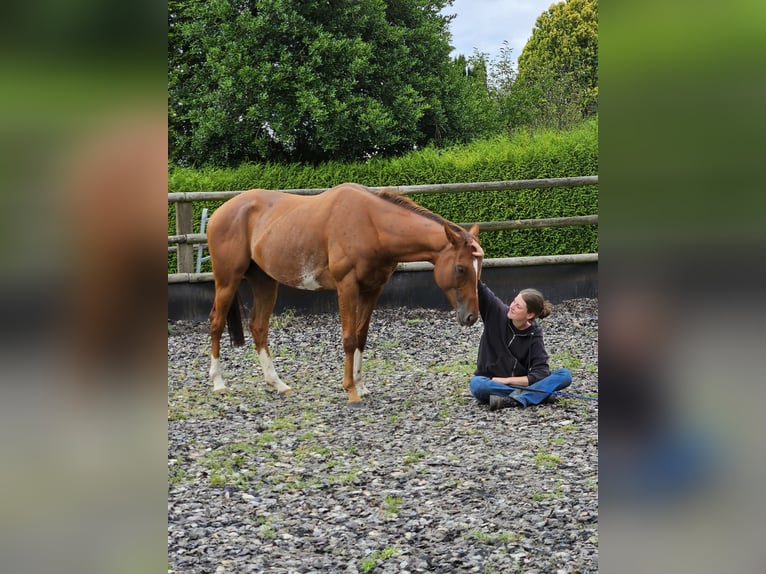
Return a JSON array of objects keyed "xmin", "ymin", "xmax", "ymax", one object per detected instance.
[
  {"xmin": 534, "ymin": 449, "xmax": 561, "ymax": 468},
  {"xmin": 468, "ymin": 530, "xmax": 518, "ymax": 544},
  {"xmin": 202, "ymin": 441, "xmax": 258, "ymax": 488},
  {"xmin": 359, "ymin": 547, "xmax": 398, "ymax": 573},
  {"xmin": 403, "ymin": 450, "xmax": 428, "ymax": 464},
  {"xmin": 383, "ymin": 495, "xmax": 402, "ymax": 515},
  {"xmin": 550, "ymin": 350, "xmax": 582, "ymax": 370}
]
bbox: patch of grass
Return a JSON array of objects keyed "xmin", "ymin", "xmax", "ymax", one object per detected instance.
[
  {"xmin": 269, "ymin": 471, "xmax": 321, "ymax": 491},
  {"xmin": 531, "ymin": 482, "xmax": 564, "ymax": 501},
  {"xmin": 359, "ymin": 547, "xmax": 399, "ymax": 573},
  {"xmin": 168, "ymin": 456, "xmax": 188, "ymax": 485},
  {"xmin": 256, "ymin": 432, "xmax": 277, "ymax": 445},
  {"xmin": 201, "ymin": 441, "xmax": 258, "ymax": 488},
  {"xmin": 550, "ymin": 350, "xmax": 582, "ymax": 370},
  {"xmin": 431, "ymin": 358, "xmax": 476, "ymax": 376},
  {"xmin": 383, "ymin": 495, "xmax": 402, "ymax": 516},
  {"xmin": 209, "ymin": 474, "xmax": 227, "ymax": 487},
  {"xmin": 403, "ymin": 450, "xmax": 428, "ymax": 465},
  {"xmin": 167, "ymin": 407, "xmax": 188, "ymax": 421},
  {"xmin": 332, "ymin": 469, "xmax": 362, "ymax": 484},
  {"xmin": 534, "ymin": 449, "xmax": 561, "ymax": 468},
  {"xmin": 364, "ymin": 357, "xmax": 396, "ymax": 375},
  {"xmin": 275, "ymin": 346, "xmax": 296, "ymax": 359},
  {"xmin": 270, "ymin": 308, "xmax": 296, "ymax": 330},
  {"xmin": 167, "ymin": 387, "xmax": 224, "ymax": 420},
  {"xmin": 310, "ymin": 446, "xmax": 333, "ymax": 457},
  {"xmin": 378, "ymin": 338, "xmax": 400, "ymax": 351},
  {"xmin": 269, "ymin": 417, "xmax": 297, "ymax": 431},
  {"xmin": 257, "ymin": 519, "xmax": 277, "ymax": 540}
]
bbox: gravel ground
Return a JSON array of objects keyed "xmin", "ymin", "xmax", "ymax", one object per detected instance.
[{"xmin": 168, "ymin": 298, "xmax": 598, "ymax": 574}]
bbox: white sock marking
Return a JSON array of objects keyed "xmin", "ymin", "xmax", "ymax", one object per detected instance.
[
  {"xmin": 259, "ymin": 348, "xmax": 291, "ymax": 394},
  {"xmin": 353, "ymin": 348, "xmax": 370, "ymax": 396},
  {"xmin": 210, "ymin": 356, "xmax": 226, "ymax": 392}
]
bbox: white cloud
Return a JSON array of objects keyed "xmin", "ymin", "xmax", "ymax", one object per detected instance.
[{"xmin": 443, "ymin": 0, "xmax": 555, "ymax": 66}]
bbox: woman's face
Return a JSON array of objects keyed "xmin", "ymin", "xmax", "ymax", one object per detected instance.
[{"xmin": 507, "ymin": 293, "xmax": 534, "ymax": 323}]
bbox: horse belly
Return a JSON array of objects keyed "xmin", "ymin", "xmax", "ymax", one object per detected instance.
[
  {"xmin": 248, "ymin": 197, "xmax": 339, "ymax": 290},
  {"xmin": 255, "ymin": 243, "xmax": 334, "ymax": 291},
  {"xmin": 293, "ymin": 259, "xmax": 334, "ymax": 291}
]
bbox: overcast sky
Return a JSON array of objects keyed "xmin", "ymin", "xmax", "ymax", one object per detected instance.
[{"xmin": 442, "ymin": 0, "xmax": 555, "ymax": 66}]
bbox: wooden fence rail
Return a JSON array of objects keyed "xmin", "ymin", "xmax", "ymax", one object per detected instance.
[
  {"xmin": 168, "ymin": 176, "xmax": 597, "ymax": 203},
  {"xmin": 168, "ymin": 176, "xmax": 598, "ymax": 279}
]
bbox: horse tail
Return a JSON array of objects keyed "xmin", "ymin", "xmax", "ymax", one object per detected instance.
[{"xmin": 227, "ymin": 292, "xmax": 246, "ymax": 347}]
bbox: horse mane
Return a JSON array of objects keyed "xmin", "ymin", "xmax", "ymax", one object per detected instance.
[{"xmin": 374, "ymin": 188, "xmax": 465, "ymax": 235}]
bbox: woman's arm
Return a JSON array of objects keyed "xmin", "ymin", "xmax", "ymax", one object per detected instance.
[
  {"xmin": 491, "ymin": 375, "xmax": 530, "ymax": 387},
  {"xmin": 471, "ymin": 240, "xmax": 484, "ymax": 281},
  {"xmin": 526, "ymin": 335, "xmax": 551, "ymax": 384}
]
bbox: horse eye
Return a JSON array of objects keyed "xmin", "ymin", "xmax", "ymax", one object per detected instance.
[{"xmin": 455, "ymin": 264, "xmax": 466, "ymax": 274}]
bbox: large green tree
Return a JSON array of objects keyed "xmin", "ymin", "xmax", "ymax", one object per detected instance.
[
  {"xmin": 169, "ymin": 0, "xmax": 476, "ymax": 167},
  {"xmin": 514, "ymin": 0, "xmax": 598, "ymax": 129}
]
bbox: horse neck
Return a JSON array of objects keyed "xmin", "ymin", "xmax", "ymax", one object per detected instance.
[{"xmin": 376, "ymin": 216, "xmax": 449, "ymax": 264}]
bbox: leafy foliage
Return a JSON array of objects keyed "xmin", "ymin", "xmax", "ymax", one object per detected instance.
[
  {"xmin": 169, "ymin": 0, "xmax": 476, "ymax": 167},
  {"xmin": 515, "ymin": 0, "xmax": 598, "ymax": 129},
  {"xmin": 169, "ymin": 0, "xmax": 599, "ymax": 165}
]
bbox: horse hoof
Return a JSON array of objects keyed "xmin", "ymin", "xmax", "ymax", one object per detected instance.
[
  {"xmin": 280, "ymin": 389, "xmax": 293, "ymax": 396},
  {"xmin": 213, "ymin": 387, "xmax": 227, "ymax": 394},
  {"xmin": 347, "ymin": 401, "xmax": 364, "ymax": 409}
]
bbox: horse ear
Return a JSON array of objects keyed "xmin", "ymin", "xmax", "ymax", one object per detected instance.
[
  {"xmin": 444, "ymin": 223, "xmax": 463, "ymax": 247},
  {"xmin": 468, "ymin": 224, "xmax": 480, "ymax": 238}
]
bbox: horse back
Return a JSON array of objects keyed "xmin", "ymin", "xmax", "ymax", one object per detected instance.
[
  {"xmin": 206, "ymin": 185, "xmax": 397, "ymax": 290},
  {"xmin": 207, "ymin": 188, "xmax": 340, "ymax": 288}
]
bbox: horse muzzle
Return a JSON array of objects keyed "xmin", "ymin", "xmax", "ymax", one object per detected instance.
[{"xmin": 457, "ymin": 308, "xmax": 478, "ymax": 327}]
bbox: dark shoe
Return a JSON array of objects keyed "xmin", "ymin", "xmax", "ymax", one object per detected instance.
[{"xmin": 489, "ymin": 394, "xmax": 519, "ymax": 411}]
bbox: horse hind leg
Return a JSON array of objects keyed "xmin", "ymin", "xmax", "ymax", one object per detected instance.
[
  {"xmin": 246, "ymin": 267, "xmax": 291, "ymax": 395},
  {"xmin": 209, "ymin": 282, "xmax": 242, "ymax": 393}
]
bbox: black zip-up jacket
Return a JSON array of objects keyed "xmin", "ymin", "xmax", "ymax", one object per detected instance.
[{"xmin": 474, "ymin": 281, "xmax": 551, "ymax": 383}]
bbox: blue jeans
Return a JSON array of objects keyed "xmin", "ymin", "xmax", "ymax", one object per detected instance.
[{"xmin": 469, "ymin": 368, "xmax": 573, "ymax": 407}]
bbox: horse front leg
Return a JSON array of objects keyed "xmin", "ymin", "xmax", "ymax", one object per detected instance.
[
  {"xmin": 337, "ymin": 285, "xmax": 363, "ymax": 403},
  {"xmin": 246, "ymin": 270, "xmax": 291, "ymax": 395},
  {"xmin": 353, "ymin": 287, "xmax": 385, "ymax": 398}
]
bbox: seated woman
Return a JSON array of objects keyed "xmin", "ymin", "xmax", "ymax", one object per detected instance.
[{"xmin": 468, "ymin": 242, "xmax": 572, "ymax": 410}]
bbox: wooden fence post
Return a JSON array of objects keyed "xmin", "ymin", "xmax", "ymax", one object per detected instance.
[{"xmin": 175, "ymin": 201, "xmax": 194, "ymax": 273}]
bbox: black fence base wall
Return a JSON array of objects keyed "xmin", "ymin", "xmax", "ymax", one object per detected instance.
[{"xmin": 168, "ymin": 262, "xmax": 597, "ymax": 322}]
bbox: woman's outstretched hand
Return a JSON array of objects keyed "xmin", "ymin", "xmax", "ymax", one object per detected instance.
[
  {"xmin": 471, "ymin": 240, "xmax": 484, "ymax": 259},
  {"xmin": 471, "ymin": 240, "xmax": 484, "ymax": 280}
]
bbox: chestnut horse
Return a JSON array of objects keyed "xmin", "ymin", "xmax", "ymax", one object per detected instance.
[{"xmin": 206, "ymin": 182, "xmax": 481, "ymax": 403}]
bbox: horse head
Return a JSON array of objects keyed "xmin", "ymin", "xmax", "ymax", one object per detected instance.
[{"xmin": 433, "ymin": 223, "xmax": 481, "ymax": 327}]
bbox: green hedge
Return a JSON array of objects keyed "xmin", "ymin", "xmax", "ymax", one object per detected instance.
[{"xmin": 169, "ymin": 117, "xmax": 598, "ymax": 272}]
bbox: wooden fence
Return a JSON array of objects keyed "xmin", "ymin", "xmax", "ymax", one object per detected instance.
[{"xmin": 168, "ymin": 176, "xmax": 598, "ymax": 283}]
